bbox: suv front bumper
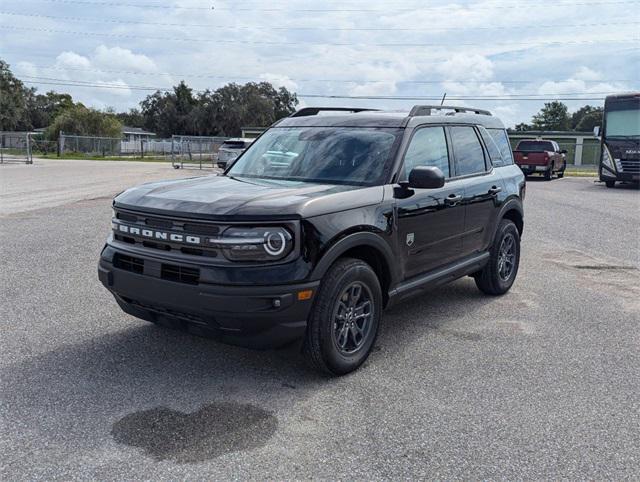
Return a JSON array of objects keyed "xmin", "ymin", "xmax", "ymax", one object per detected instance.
[{"xmin": 98, "ymin": 246, "xmax": 318, "ymax": 349}]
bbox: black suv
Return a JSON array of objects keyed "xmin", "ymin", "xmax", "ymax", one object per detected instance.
[{"xmin": 99, "ymin": 105, "xmax": 525, "ymax": 375}]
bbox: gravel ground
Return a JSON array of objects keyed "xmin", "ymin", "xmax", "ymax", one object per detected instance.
[{"xmin": 1, "ymin": 162, "xmax": 639, "ymax": 480}]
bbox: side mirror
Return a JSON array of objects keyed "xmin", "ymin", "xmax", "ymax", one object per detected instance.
[
  {"xmin": 408, "ymin": 166, "xmax": 445, "ymax": 189},
  {"xmin": 560, "ymin": 149, "xmax": 568, "ymax": 154},
  {"xmin": 593, "ymin": 126, "xmax": 601, "ymax": 137}
]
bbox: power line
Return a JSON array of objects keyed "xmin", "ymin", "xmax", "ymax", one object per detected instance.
[
  {"xmin": 31, "ymin": 0, "xmax": 640, "ymax": 11},
  {"xmin": 2, "ymin": 11, "xmax": 637, "ymax": 32},
  {"xmin": 3, "ymin": 25, "xmax": 638, "ymax": 47},
  {"xmin": 13, "ymin": 66, "xmax": 639, "ymax": 85},
  {"xmin": 18, "ymin": 77, "xmax": 618, "ymax": 100}
]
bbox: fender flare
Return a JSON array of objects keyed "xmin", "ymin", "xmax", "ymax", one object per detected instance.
[
  {"xmin": 494, "ymin": 197, "xmax": 524, "ymax": 242},
  {"xmin": 309, "ymin": 231, "xmax": 398, "ymax": 284}
]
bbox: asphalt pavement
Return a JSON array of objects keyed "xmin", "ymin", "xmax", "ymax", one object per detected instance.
[{"xmin": 1, "ymin": 161, "xmax": 639, "ymax": 479}]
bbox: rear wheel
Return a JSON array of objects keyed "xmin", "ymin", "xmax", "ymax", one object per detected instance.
[
  {"xmin": 605, "ymin": 180, "xmax": 616, "ymax": 188},
  {"xmin": 303, "ymin": 258, "xmax": 382, "ymax": 376},
  {"xmin": 475, "ymin": 219, "xmax": 520, "ymax": 296},
  {"xmin": 544, "ymin": 164, "xmax": 553, "ymax": 180}
]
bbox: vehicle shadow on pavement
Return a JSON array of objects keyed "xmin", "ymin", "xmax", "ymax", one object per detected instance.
[{"xmin": 1, "ymin": 278, "xmax": 500, "ymax": 465}]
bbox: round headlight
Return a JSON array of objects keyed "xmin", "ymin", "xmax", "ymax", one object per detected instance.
[
  {"xmin": 219, "ymin": 226, "xmax": 293, "ymax": 261},
  {"xmin": 264, "ymin": 231, "xmax": 287, "ymax": 256}
]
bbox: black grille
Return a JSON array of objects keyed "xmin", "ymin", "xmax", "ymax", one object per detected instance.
[
  {"xmin": 161, "ymin": 263, "xmax": 200, "ymax": 285},
  {"xmin": 116, "ymin": 212, "xmax": 138, "ymax": 223},
  {"xmin": 620, "ymin": 159, "xmax": 640, "ymax": 173},
  {"xmin": 113, "ymin": 209, "xmax": 224, "ymax": 258},
  {"xmin": 145, "ymin": 217, "xmax": 173, "ymax": 229},
  {"xmin": 114, "ymin": 254, "xmax": 144, "ymax": 274},
  {"xmin": 127, "ymin": 299, "xmax": 210, "ymax": 326},
  {"xmin": 183, "ymin": 223, "xmax": 220, "ymax": 236}
]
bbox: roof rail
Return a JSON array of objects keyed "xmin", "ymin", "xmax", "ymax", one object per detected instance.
[
  {"xmin": 290, "ymin": 107, "xmax": 379, "ymax": 117},
  {"xmin": 409, "ymin": 105, "xmax": 492, "ymax": 117}
]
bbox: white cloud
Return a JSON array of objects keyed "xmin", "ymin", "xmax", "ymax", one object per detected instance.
[
  {"xmin": 259, "ymin": 73, "xmax": 298, "ymax": 91},
  {"xmin": 4, "ymin": 0, "xmax": 638, "ymax": 122},
  {"xmin": 349, "ymin": 81, "xmax": 397, "ymax": 97},
  {"xmin": 573, "ymin": 66, "xmax": 602, "ymax": 82},
  {"xmin": 96, "ymin": 79, "xmax": 132, "ymax": 98},
  {"xmin": 56, "ymin": 52, "xmax": 91, "ymax": 69},
  {"xmin": 437, "ymin": 54, "xmax": 495, "ymax": 82},
  {"xmin": 16, "ymin": 61, "xmax": 38, "ymax": 77},
  {"xmin": 537, "ymin": 67, "xmax": 625, "ymax": 97},
  {"xmin": 93, "ymin": 46, "xmax": 157, "ymax": 73}
]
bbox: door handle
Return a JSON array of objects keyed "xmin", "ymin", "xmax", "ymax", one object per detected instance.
[
  {"xmin": 444, "ymin": 194, "xmax": 463, "ymax": 206},
  {"xmin": 488, "ymin": 186, "xmax": 502, "ymax": 195}
]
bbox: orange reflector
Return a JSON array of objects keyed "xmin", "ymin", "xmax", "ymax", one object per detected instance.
[{"xmin": 297, "ymin": 290, "xmax": 313, "ymax": 301}]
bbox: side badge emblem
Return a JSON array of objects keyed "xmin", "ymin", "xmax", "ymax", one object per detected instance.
[{"xmin": 406, "ymin": 233, "xmax": 415, "ymax": 247}]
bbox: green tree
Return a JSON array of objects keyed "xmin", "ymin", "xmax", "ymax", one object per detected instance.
[
  {"xmin": 575, "ymin": 110, "xmax": 603, "ymax": 132},
  {"xmin": 28, "ymin": 91, "xmax": 76, "ymax": 129},
  {"xmin": 140, "ymin": 81, "xmax": 197, "ymax": 137},
  {"xmin": 514, "ymin": 122, "xmax": 532, "ymax": 132},
  {"xmin": 116, "ymin": 108, "xmax": 145, "ymax": 128},
  {"xmin": 531, "ymin": 101, "xmax": 570, "ymax": 131},
  {"xmin": 0, "ymin": 60, "xmax": 33, "ymax": 131},
  {"xmin": 139, "ymin": 80, "xmax": 298, "ymax": 137},
  {"xmin": 570, "ymin": 105, "xmax": 603, "ymax": 132},
  {"xmin": 46, "ymin": 105, "xmax": 122, "ymax": 140}
]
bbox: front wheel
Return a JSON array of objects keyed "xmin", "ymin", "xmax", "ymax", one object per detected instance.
[
  {"xmin": 605, "ymin": 180, "xmax": 616, "ymax": 188},
  {"xmin": 474, "ymin": 219, "xmax": 521, "ymax": 296},
  {"xmin": 557, "ymin": 161, "xmax": 566, "ymax": 178},
  {"xmin": 303, "ymin": 258, "xmax": 382, "ymax": 376}
]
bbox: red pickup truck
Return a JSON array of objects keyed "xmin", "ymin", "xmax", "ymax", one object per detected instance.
[{"xmin": 513, "ymin": 139, "xmax": 567, "ymax": 180}]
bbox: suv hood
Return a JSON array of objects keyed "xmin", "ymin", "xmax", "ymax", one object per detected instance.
[{"xmin": 114, "ymin": 175, "xmax": 384, "ymax": 220}]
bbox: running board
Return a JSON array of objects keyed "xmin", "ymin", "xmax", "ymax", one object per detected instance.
[{"xmin": 387, "ymin": 252, "xmax": 490, "ymax": 306}]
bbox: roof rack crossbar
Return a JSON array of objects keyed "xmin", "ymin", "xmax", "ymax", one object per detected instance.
[
  {"xmin": 290, "ymin": 107, "xmax": 380, "ymax": 117},
  {"xmin": 409, "ymin": 105, "xmax": 492, "ymax": 117}
]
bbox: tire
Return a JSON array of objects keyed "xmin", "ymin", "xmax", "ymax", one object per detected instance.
[
  {"xmin": 544, "ymin": 164, "xmax": 553, "ymax": 180},
  {"xmin": 605, "ymin": 180, "xmax": 616, "ymax": 188},
  {"xmin": 557, "ymin": 161, "xmax": 566, "ymax": 178},
  {"xmin": 474, "ymin": 219, "xmax": 520, "ymax": 296},
  {"xmin": 303, "ymin": 258, "xmax": 382, "ymax": 376}
]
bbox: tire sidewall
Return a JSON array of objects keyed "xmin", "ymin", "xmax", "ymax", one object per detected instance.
[
  {"xmin": 492, "ymin": 221, "xmax": 520, "ymax": 292},
  {"xmin": 317, "ymin": 263, "xmax": 382, "ymax": 374}
]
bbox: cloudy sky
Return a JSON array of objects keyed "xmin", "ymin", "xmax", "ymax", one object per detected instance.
[{"xmin": 1, "ymin": 0, "xmax": 639, "ymax": 127}]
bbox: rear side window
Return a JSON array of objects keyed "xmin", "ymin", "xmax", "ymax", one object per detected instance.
[
  {"xmin": 478, "ymin": 126, "xmax": 503, "ymax": 167},
  {"xmin": 222, "ymin": 141, "xmax": 247, "ymax": 149},
  {"xmin": 487, "ymin": 128, "xmax": 514, "ymax": 166},
  {"xmin": 516, "ymin": 141, "xmax": 554, "ymax": 152},
  {"xmin": 402, "ymin": 126, "xmax": 450, "ymax": 178},
  {"xmin": 450, "ymin": 126, "xmax": 487, "ymax": 176}
]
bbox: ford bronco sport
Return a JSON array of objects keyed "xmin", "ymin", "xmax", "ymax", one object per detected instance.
[{"xmin": 99, "ymin": 105, "xmax": 525, "ymax": 375}]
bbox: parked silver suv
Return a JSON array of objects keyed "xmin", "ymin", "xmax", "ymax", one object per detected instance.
[{"xmin": 217, "ymin": 138, "xmax": 254, "ymax": 168}]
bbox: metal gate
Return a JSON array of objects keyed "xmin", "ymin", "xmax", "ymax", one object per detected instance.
[
  {"xmin": 0, "ymin": 132, "xmax": 33, "ymax": 164},
  {"xmin": 171, "ymin": 135, "xmax": 228, "ymax": 169}
]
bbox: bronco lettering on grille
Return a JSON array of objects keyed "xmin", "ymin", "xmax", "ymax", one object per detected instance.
[{"xmin": 115, "ymin": 223, "xmax": 202, "ymax": 245}]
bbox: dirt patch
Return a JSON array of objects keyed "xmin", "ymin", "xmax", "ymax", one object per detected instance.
[{"xmin": 112, "ymin": 402, "xmax": 277, "ymax": 463}]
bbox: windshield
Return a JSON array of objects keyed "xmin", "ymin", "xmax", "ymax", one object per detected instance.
[
  {"xmin": 227, "ymin": 127, "xmax": 402, "ymax": 185},
  {"xmin": 516, "ymin": 141, "xmax": 554, "ymax": 152},
  {"xmin": 605, "ymin": 107, "xmax": 640, "ymax": 138}
]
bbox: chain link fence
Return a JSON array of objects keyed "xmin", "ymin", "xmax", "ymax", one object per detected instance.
[
  {"xmin": 0, "ymin": 132, "xmax": 33, "ymax": 164},
  {"xmin": 171, "ymin": 135, "xmax": 229, "ymax": 169},
  {"xmin": 55, "ymin": 133, "xmax": 229, "ymax": 166},
  {"xmin": 59, "ymin": 134, "xmax": 121, "ymax": 157}
]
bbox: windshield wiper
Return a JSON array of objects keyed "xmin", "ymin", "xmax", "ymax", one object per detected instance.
[{"xmin": 606, "ymin": 135, "xmax": 640, "ymax": 139}]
